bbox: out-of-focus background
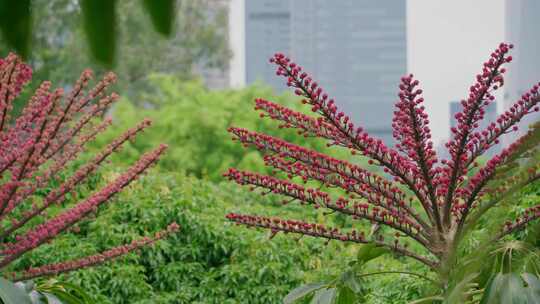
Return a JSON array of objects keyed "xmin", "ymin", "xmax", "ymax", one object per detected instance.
[
  {"xmin": 0, "ymin": 0, "xmax": 538, "ymax": 303},
  {"xmin": 4, "ymin": 1, "xmax": 539, "ymax": 149}
]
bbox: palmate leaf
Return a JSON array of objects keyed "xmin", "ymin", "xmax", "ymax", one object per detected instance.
[
  {"xmin": 407, "ymin": 273, "xmax": 481, "ymax": 304},
  {"xmin": 284, "ymin": 243, "xmax": 391, "ymax": 303}
]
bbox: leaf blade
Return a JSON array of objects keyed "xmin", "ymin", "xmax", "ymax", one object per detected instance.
[
  {"xmin": 0, "ymin": 277, "xmax": 33, "ymax": 304},
  {"xmin": 284, "ymin": 283, "xmax": 328, "ymax": 304},
  {"xmin": 142, "ymin": 0, "xmax": 176, "ymax": 36}
]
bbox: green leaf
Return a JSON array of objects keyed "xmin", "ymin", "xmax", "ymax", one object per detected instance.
[
  {"xmin": 500, "ymin": 274, "xmax": 528, "ymax": 304},
  {"xmin": 480, "ymin": 273, "xmax": 539, "ymax": 304},
  {"xmin": 444, "ymin": 273, "xmax": 478, "ymax": 304},
  {"xmin": 80, "ymin": 0, "xmax": 117, "ymax": 66},
  {"xmin": 51, "ymin": 281, "xmax": 93, "ymax": 304},
  {"xmin": 0, "ymin": 0, "xmax": 31, "ymax": 58},
  {"xmin": 310, "ymin": 288, "xmax": 336, "ymax": 304},
  {"xmin": 47, "ymin": 291, "xmax": 86, "ymax": 304},
  {"xmin": 142, "ymin": 0, "xmax": 175, "ymax": 36},
  {"xmin": 0, "ymin": 277, "xmax": 33, "ymax": 304},
  {"xmin": 335, "ymin": 286, "xmax": 356, "ymax": 304},
  {"xmin": 340, "ymin": 271, "xmax": 361, "ymax": 294},
  {"xmin": 479, "ymin": 274, "xmax": 505, "ymax": 304},
  {"xmin": 284, "ymin": 283, "xmax": 328, "ymax": 304},
  {"xmin": 355, "ymin": 243, "xmax": 389, "ymax": 267},
  {"xmin": 34, "ymin": 279, "xmax": 93, "ymax": 304}
]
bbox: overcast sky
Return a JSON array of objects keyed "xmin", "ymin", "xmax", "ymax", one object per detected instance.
[{"xmin": 407, "ymin": 0, "xmax": 505, "ymax": 145}]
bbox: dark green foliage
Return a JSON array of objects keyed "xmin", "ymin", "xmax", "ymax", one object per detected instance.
[
  {"xmin": 10, "ymin": 172, "xmax": 355, "ymax": 303},
  {"xmin": 0, "ymin": 69, "xmax": 534, "ymax": 302},
  {"xmin": 92, "ymin": 78, "xmax": 347, "ymax": 181},
  {"xmin": 142, "ymin": 0, "xmax": 176, "ymax": 36},
  {"xmin": 80, "ymin": 0, "xmax": 117, "ymax": 66},
  {"xmin": 0, "ymin": 0, "xmax": 228, "ymax": 89},
  {"xmin": 0, "ymin": 0, "xmax": 31, "ymax": 58},
  {"xmin": 0, "ymin": 0, "xmax": 180, "ymax": 65},
  {"xmin": 286, "ymin": 243, "xmax": 438, "ymax": 303}
]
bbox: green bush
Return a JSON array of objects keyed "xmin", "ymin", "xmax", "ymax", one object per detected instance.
[
  {"xmin": 93, "ymin": 76, "xmax": 350, "ymax": 181},
  {"xmin": 14, "ymin": 171, "xmax": 357, "ymax": 303}
]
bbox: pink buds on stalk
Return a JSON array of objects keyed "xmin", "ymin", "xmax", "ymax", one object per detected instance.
[
  {"xmin": 0, "ymin": 54, "xmax": 178, "ymax": 280},
  {"xmin": 225, "ymin": 43, "xmax": 539, "ymax": 270}
]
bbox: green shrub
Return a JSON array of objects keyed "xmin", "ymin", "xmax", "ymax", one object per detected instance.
[
  {"xmin": 93, "ymin": 76, "xmax": 351, "ymax": 181},
  {"xmin": 15, "ymin": 172, "xmax": 356, "ymax": 303}
]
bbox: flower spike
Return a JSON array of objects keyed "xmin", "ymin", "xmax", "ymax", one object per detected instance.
[{"xmin": 225, "ymin": 43, "xmax": 540, "ymax": 273}]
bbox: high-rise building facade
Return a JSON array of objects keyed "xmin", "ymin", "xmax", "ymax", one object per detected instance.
[
  {"xmin": 229, "ymin": 0, "xmax": 291, "ymax": 90},
  {"xmin": 504, "ymin": 0, "xmax": 540, "ymax": 136},
  {"xmin": 230, "ymin": 1, "xmax": 407, "ymax": 144},
  {"xmin": 290, "ymin": 1, "xmax": 406, "ymax": 143}
]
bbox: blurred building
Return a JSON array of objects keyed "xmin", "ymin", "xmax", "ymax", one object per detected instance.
[
  {"xmin": 504, "ymin": 0, "xmax": 540, "ymax": 138},
  {"xmin": 195, "ymin": 0, "xmax": 231, "ymax": 89},
  {"xmin": 229, "ymin": 0, "xmax": 407, "ymax": 144},
  {"xmin": 229, "ymin": 0, "xmax": 292, "ymax": 90}
]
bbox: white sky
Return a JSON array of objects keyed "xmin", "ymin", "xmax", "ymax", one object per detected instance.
[{"xmin": 407, "ymin": 0, "xmax": 505, "ymax": 145}]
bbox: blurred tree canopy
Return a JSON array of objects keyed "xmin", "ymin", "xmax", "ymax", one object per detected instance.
[
  {"xmin": 0, "ymin": 0, "xmax": 230, "ymax": 100},
  {"xmin": 89, "ymin": 77, "xmax": 356, "ymax": 181},
  {"xmin": 0, "ymin": 0, "xmax": 194, "ymax": 66}
]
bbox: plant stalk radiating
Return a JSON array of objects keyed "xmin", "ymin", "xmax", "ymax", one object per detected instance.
[
  {"xmin": 224, "ymin": 43, "xmax": 539, "ymax": 283},
  {"xmin": 0, "ymin": 53, "xmax": 179, "ymax": 281}
]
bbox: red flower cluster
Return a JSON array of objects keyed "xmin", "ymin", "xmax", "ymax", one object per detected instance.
[
  {"xmin": 0, "ymin": 54, "xmax": 178, "ymax": 280},
  {"xmin": 10, "ymin": 223, "xmax": 180, "ymax": 281},
  {"xmin": 225, "ymin": 43, "xmax": 539, "ymax": 270}
]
